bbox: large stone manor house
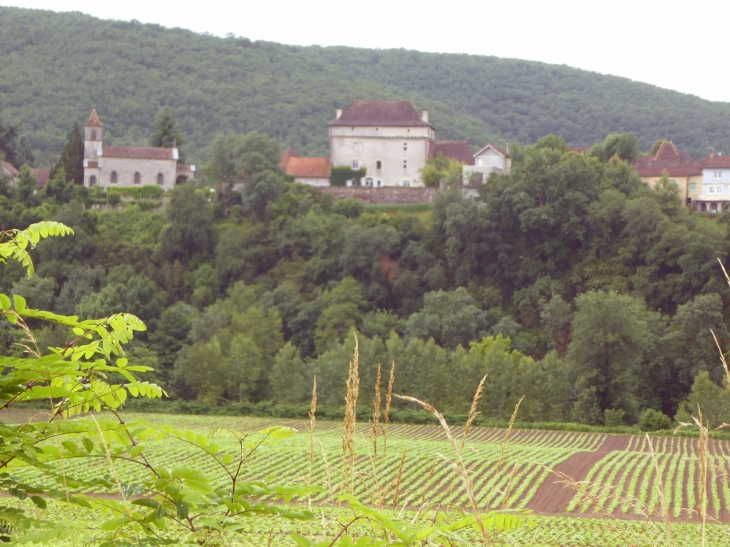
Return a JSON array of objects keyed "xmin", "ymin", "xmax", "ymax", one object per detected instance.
[{"xmin": 82, "ymin": 109, "xmax": 195, "ymax": 190}]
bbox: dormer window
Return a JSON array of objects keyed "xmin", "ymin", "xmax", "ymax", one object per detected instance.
[{"xmin": 134, "ymin": 172, "xmax": 141, "ymax": 184}]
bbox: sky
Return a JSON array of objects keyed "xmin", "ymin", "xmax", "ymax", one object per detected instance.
[{"xmin": 3, "ymin": 0, "xmax": 730, "ymax": 102}]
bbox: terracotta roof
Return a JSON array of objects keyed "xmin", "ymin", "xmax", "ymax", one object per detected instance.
[
  {"xmin": 176, "ymin": 163, "xmax": 196, "ymax": 173},
  {"xmin": 429, "ymin": 140, "xmax": 474, "ymax": 165},
  {"xmin": 473, "ymin": 143, "xmax": 510, "ymax": 159},
  {"xmin": 328, "ymin": 100, "xmax": 433, "ymax": 128},
  {"xmin": 279, "ymin": 148, "xmax": 300, "ymax": 169},
  {"xmin": 700, "ymin": 154, "xmax": 730, "ymax": 168},
  {"xmin": 101, "ymin": 146, "xmax": 174, "ymax": 160},
  {"xmin": 85, "ymin": 109, "xmax": 104, "ymax": 127},
  {"xmin": 32, "ymin": 168, "xmax": 49, "ymax": 187},
  {"xmin": 286, "ymin": 157, "xmax": 330, "ymax": 178},
  {"xmin": 632, "ymin": 144, "xmax": 700, "ymax": 177},
  {"xmin": 0, "ymin": 160, "xmax": 19, "ymax": 176},
  {"xmin": 654, "ymin": 141, "xmax": 679, "ymax": 161},
  {"xmin": 568, "ymin": 146, "xmax": 588, "ymax": 153}
]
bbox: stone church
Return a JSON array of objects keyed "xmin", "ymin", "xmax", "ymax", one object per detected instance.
[{"xmin": 82, "ymin": 109, "xmax": 195, "ymax": 190}]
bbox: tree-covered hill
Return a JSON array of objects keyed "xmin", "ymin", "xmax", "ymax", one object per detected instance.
[{"xmin": 1, "ymin": 6, "xmax": 729, "ymax": 164}]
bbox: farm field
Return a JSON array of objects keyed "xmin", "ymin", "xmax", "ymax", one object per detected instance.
[{"xmin": 5, "ymin": 411, "xmax": 730, "ymax": 545}]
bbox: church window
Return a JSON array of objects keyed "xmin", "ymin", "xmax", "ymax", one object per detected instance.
[
  {"xmin": 91, "ymin": 130, "xmax": 97, "ymax": 140},
  {"xmin": 134, "ymin": 172, "xmax": 141, "ymax": 184},
  {"xmin": 157, "ymin": 173, "xmax": 164, "ymax": 185},
  {"xmin": 352, "ymin": 160, "xmax": 359, "ymax": 169},
  {"xmin": 89, "ymin": 175, "xmax": 96, "ymax": 186},
  {"xmin": 376, "ymin": 161, "xmax": 382, "ymax": 170},
  {"xmin": 110, "ymin": 171, "xmax": 117, "ymax": 183}
]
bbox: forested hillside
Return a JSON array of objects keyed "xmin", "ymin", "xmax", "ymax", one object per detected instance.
[{"xmin": 2, "ymin": 6, "xmax": 730, "ymax": 165}]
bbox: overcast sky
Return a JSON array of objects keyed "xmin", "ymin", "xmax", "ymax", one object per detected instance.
[{"xmin": 4, "ymin": 0, "xmax": 729, "ymax": 102}]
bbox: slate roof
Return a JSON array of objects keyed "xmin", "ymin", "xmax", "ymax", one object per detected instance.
[
  {"xmin": 101, "ymin": 146, "xmax": 175, "ymax": 160},
  {"xmin": 429, "ymin": 140, "xmax": 475, "ymax": 165},
  {"xmin": 328, "ymin": 100, "xmax": 432, "ymax": 128},
  {"xmin": 85, "ymin": 109, "xmax": 104, "ymax": 127},
  {"xmin": 286, "ymin": 157, "xmax": 331, "ymax": 178},
  {"xmin": 632, "ymin": 142, "xmax": 701, "ymax": 177}
]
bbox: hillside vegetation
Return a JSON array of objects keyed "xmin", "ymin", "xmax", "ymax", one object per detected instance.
[{"xmin": 2, "ymin": 6, "xmax": 730, "ymax": 164}]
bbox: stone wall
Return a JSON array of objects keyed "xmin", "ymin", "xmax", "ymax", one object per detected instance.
[{"xmin": 319, "ymin": 186, "xmax": 438, "ymax": 205}]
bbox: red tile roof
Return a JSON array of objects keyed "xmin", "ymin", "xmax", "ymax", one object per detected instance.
[
  {"xmin": 286, "ymin": 157, "xmax": 330, "ymax": 179},
  {"xmin": 429, "ymin": 140, "xmax": 474, "ymax": 165},
  {"xmin": 0, "ymin": 160, "xmax": 19, "ymax": 176},
  {"xmin": 568, "ymin": 146, "xmax": 588, "ymax": 153},
  {"xmin": 473, "ymin": 143, "xmax": 510, "ymax": 159},
  {"xmin": 85, "ymin": 109, "xmax": 104, "ymax": 127},
  {"xmin": 279, "ymin": 148, "xmax": 300, "ymax": 169},
  {"xmin": 32, "ymin": 168, "xmax": 49, "ymax": 187},
  {"xmin": 328, "ymin": 100, "xmax": 433, "ymax": 128},
  {"xmin": 632, "ymin": 143, "xmax": 700, "ymax": 177},
  {"xmin": 101, "ymin": 146, "xmax": 174, "ymax": 160},
  {"xmin": 700, "ymin": 153, "xmax": 730, "ymax": 168}
]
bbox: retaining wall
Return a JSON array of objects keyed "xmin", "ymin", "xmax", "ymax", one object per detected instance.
[{"xmin": 318, "ymin": 186, "xmax": 438, "ymax": 205}]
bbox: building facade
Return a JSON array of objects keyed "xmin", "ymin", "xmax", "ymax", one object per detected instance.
[
  {"xmin": 82, "ymin": 109, "xmax": 195, "ymax": 190},
  {"xmin": 329, "ymin": 100, "xmax": 435, "ymax": 187},
  {"xmin": 463, "ymin": 143, "xmax": 511, "ymax": 184},
  {"xmin": 632, "ymin": 141, "xmax": 702, "ymax": 206},
  {"xmin": 285, "ymin": 157, "xmax": 331, "ymax": 186}
]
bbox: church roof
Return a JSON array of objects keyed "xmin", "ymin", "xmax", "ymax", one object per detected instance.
[
  {"xmin": 328, "ymin": 100, "xmax": 433, "ymax": 128},
  {"xmin": 101, "ymin": 145, "xmax": 175, "ymax": 160},
  {"xmin": 85, "ymin": 109, "xmax": 104, "ymax": 127},
  {"xmin": 429, "ymin": 140, "xmax": 475, "ymax": 165},
  {"xmin": 286, "ymin": 157, "xmax": 330, "ymax": 178}
]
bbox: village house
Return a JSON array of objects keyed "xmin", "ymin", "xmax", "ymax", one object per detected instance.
[
  {"xmin": 462, "ymin": 143, "xmax": 511, "ymax": 185},
  {"xmin": 0, "ymin": 160, "xmax": 18, "ymax": 182},
  {"xmin": 632, "ymin": 141, "xmax": 702, "ymax": 207},
  {"xmin": 82, "ymin": 109, "xmax": 195, "ymax": 190},
  {"xmin": 285, "ymin": 157, "xmax": 331, "ymax": 186}
]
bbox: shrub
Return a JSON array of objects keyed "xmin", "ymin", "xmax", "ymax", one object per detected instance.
[
  {"xmin": 639, "ymin": 408, "xmax": 672, "ymax": 432},
  {"xmin": 604, "ymin": 408, "xmax": 625, "ymax": 427},
  {"xmin": 330, "ymin": 166, "xmax": 365, "ymax": 186},
  {"xmin": 331, "ymin": 198, "xmax": 364, "ymax": 218}
]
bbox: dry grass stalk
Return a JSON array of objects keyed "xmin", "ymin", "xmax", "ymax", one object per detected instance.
[
  {"xmin": 394, "ymin": 393, "xmax": 491, "ymax": 546},
  {"xmin": 462, "ymin": 374, "xmax": 487, "ymax": 449},
  {"xmin": 500, "ymin": 456, "xmax": 521, "ymax": 510},
  {"xmin": 494, "ymin": 396, "xmax": 524, "ymax": 479},
  {"xmin": 308, "ymin": 376, "xmax": 317, "ymax": 488},
  {"xmin": 383, "ymin": 362, "xmax": 395, "ymax": 457},
  {"xmin": 696, "ymin": 406, "xmax": 709, "ymax": 547},
  {"xmin": 710, "ymin": 329, "xmax": 730, "ymax": 392},
  {"xmin": 372, "ymin": 364, "xmax": 382, "ymax": 456},
  {"xmin": 391, "ymin": 449, "xmax": 407, "ymax": 509},
  {"xmin": 646, "ymin": 433, "xmax": 674, "ymax": 547},
  {"xmin": 318, "ymin": 440, "xmax": 333, "ymax": 494},
  {"xmin": 341, "ymin": 335, "xmax": 360, "ymax": 494}
]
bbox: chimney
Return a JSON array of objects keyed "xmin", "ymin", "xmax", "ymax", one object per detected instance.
[
  {"xmin": 336, "ymin": 108, "xmax": 342, "ymax": 119},
  {"xmin": 422, "ymin": 110, "xmax": 429, "ymax": 123},
  {"xmin": 506, "ymin": 143, "xmax": 510, "ymax": 156}
]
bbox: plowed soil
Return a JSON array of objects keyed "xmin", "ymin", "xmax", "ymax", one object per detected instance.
[{"xmin": 527, "ymin": 434, "xmax": 630, "ymax": 514}]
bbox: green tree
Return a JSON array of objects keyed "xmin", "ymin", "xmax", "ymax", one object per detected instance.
[
  {"xmin": 150, "ymin": 106, "xmax": 186, "ymax": 161},
  {"xmin": 675, "ymin": 371, "xmax": 730, "ymax": 427},
  {"xmin": 269, "ymin": 342, "xmax": 308, "ymax": 404},
  {"xmin": 160, "ymin": 182, "xmax": 215, "ymax": 263},
  {"xmin": 420, "ymin": 153, "xmax": 464, "ymax": 188},
  {"xmin": 13, "ymin": 164, "xmax": 38, "ymax": 206},
  {"xmin": 50, "ymin": 121, "xmax": 84, "ymax": 185}
]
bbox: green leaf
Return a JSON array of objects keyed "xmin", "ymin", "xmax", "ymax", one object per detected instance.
[
  {"xmin": 0, "ymin": 294, "xmax": 10, "ymax": 310},
  {"xmin": 176, "ymin": 500, "xmax": 189, "ymax": 519},
  {"xmin": 221, "ymin": 454, "xmax": 234, "ymax": 465},
  {"xmin": 82, "ymin": 437, "xmax": 94, "ymax": 454},
  {"xmin": 12, "ymin": 295, "xmax": 26, "ymax": 313},
  {"xmin": 29, "ymin": 495, "xmax": 47, "ymax": 509},
  {"xmin": 131, "ymin": 498, "xmax": 160, "ymax": 509}
]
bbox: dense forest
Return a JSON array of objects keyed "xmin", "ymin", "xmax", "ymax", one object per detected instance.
[
  {"xmin": 2, "ymin": 6, "xmax": 730, "ymax": 165},
  {"xmin": 1, "ymin": 111, "xmax": 730, "ymax": 428}
]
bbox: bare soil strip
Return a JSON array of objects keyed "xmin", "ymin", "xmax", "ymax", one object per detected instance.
[{"xmin": 526, "ymin": 434, "xmax": 630, "ymax": 514}]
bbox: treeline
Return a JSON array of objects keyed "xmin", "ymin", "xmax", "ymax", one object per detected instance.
[
  {"xmin": 2, "ymin": 125, "xmax": 730, "ymax": 426},
  {"xmin": 4, "ymin": 6, "xmax": 730, "ymax": 163}
]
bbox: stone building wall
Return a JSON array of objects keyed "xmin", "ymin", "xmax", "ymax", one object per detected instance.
[
  {"xmin": 319, "ymin": 186, "xmax": 437, "ymax": 205},
  {"xmin": 89, "ymin": 157, "xmax": 177, "ymax": 190}
]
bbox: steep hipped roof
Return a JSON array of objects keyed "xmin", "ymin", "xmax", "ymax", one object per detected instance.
[
  {"xmin": 85, "ymin": 109, "xmax": 104, "ymax": 127},
  {"xmin": 286, "ymin": 157, "xmax": 330, "ymax": 178},
  {"xmin": 429, "ymin": 140, "xmax": 475, "ymax": 165},
  {"xmin": 632, "ymin": 142, "xmax": 700, "ymax": 177},
  {"xmin": 0, "ymin": 160, "xmax": 19, "ymax": 176},
  {"xmin": 328, "ymin": 100, "xmax": 433, "ymax": 128},
  {"xmin": 279, "ymin": 148, "xmax": 300, "ymax": 169},
  {"xmin": 101, "ymin": 146, "xmax": 174, "ymax": 160},
  {"xmin": 473, "ymin": 143, "xmax": 510, "ymax": 159}
]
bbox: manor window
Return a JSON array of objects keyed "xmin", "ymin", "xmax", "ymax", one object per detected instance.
[
  {"xmin": 403, "ymin": 160, "xmax": 408, "ymax": 169},
  {"xmin": 352, "ymin": 160, "xmax": 359, "ymax": 169},
  {"xmin": 376, "ymin": 160, "xmax": 382, "ymax": 170},
  {"xmin": 89, "ymin": 175, "xmax": 96, "ymax": 186},
  {"xmin": 134, "ymin": 172, "xmax": 141, "ymax": 184},
  {"xmin": 110, "ymin": 171, "xmax": 117, "ymax": 183},
  {"xmin": 157, "ymin": 173, "xmax": 163, "ymax": 185},
  {"xmin": 403, "ymin": 142, "xmax": 408, "ymax": 151}
]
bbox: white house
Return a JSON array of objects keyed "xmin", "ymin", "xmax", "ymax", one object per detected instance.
[
  {"xmin": 697, "ymin": 153, "xmax": 730, "ymax": 213},
  {"xmin": 463, "ymin": 143, "xmax": 511, "ymax": 185}
]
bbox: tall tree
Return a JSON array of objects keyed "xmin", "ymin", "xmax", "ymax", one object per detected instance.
[
  {"xmin": 50, "ymin": 122, "xmax": 84, "ymax": 185},
  {"xmin": 150, "ymin": 106, "xmax": 186, "ymax": 162}
]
